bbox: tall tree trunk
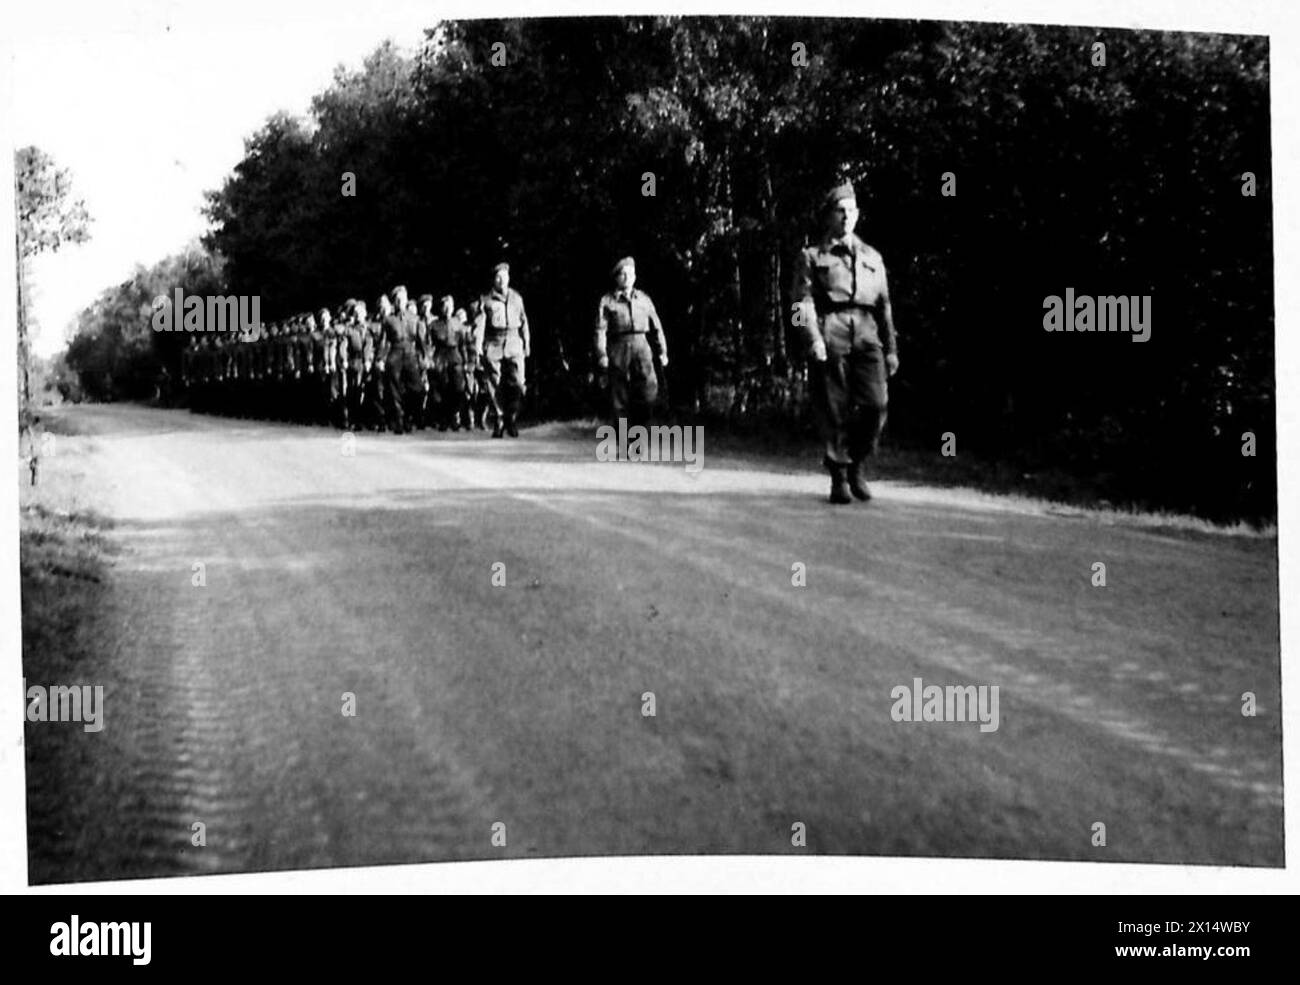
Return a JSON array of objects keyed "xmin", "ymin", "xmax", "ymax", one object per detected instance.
[
  {"xmin": 16, "ymin": 231, "xmax": 31, "ymax": 421},
  {"xmin": 760, "ymin": 161, "xmax": 784, "ymax": 375}
]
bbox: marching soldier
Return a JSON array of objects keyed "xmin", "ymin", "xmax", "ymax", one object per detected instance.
[
  {"xmin": 791, "ymin": 178, "xmax": 900, "ymax": 504},
  {"xmin": 403, "ymin": 292, "xmax": 429, "ymax": 427},
  {"xmin": 464, "ymin": 299, "xmax": 489, "ymax": 431},
  {"xmin": 474, "ymin": 262, "xmax": 530, "ymax": 438},
  {"xmin": 594, "ymin": 256, "xmax": 668, "ymax": 428},
  {"xmin": 426, "ymin": 295, "xmax": 470, "ymax": 431},
  {"xmin": 258, "ymin": 321, "xmax": 273, "ymax": 419},
  {"xmin": 307, "ymin": 310, "xmax": 328, "ymax": 425},
  {"xmin": 232, "ymin": 326, "xmax": 252, "ymax": 417},
  {"xmin": 317, "ymin": 306, "xmax": 345, "ymax": 428},
  {"xmin": 342, "ymin": 300, "xmax": 370, "ymax": 430},
  {"xmin": 455, "ymin": 306, "xmax": 479, "ymax": 431},
  {"xmin": 296, "ymin": 314, "xmax": 317, "ymax": 424},
  {"xmin": 413, "ymin": 294, "xmax": 433, "ymax": 429},
  {"xmin": 376, "ymin": 287, "xmax": 418, "ymax": 434},
  {"xmin": 417, "ymin": 294, "xmax": 439, "ymax": 428},
  {"xmin": 275, "ymin": 320, "xmax": 296, "ymax": 421},
  {"xmin": 363, "ymin": 301, "xmax": 386, "ymax": 430}
]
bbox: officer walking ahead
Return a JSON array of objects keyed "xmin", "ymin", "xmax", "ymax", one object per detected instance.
[
  {"xmin": 594, "ymin": 256, "xmax": 668, "ymax": 428},
  {"xmin": 475, "ymin": 262, "xmax": 531, "ymax": 438},
  {"xmin": 792, "ymin": 179, "xmax": 899, "ymax": 504}
]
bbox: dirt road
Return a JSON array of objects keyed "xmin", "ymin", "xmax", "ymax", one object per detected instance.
[{"xmin": 22, "ymin": 404, "xmax": 1283, "ymax": 882}]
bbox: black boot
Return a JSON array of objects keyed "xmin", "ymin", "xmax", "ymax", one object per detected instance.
[
  {"xmin": 828, "ymin": 462, "xmax": 852, "ymax": 505},
  {"xmin": 848, "ymin": 459, "xmax": 872, "ymax": 501}
]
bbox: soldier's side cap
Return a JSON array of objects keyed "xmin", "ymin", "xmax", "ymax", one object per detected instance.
[
  {"xmin": 825, "ymin": 179, "xmax": 857, "ymax": 207},
  {"xmin": 611, "ymin": 256, "xmax": 636, "ymax": 277},
  {"xmin": 317, "ymin": 307, "xmax": 330, "ymax": 316},
  {"xmin": 418, "ymin": 293, "xmax": 434, "ymax": 305},
  {"xmin": 493, "ymin": 262, "xmax": 510, "ymax": 275},
  {"xmin": 390, "ymin": 284, "xmax": 408, "ymax": 298},
  {"xmin": 441, "ymin": 294, "xmax": 454, "ymax": 305}
]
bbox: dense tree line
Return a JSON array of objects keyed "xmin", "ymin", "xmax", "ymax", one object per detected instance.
[
  {"xmin": 68, "ymin": 18, "xmax": 1274, "ymax": 520},
  {"xmin": 66, "ymin": 244, "xmax": 225, "ymax": 402}
]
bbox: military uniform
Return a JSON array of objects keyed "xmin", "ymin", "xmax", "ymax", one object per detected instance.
[
  {"xmin": 378, "ymin": 303, "xmax": 423, "ymax": 434},
  {"xmin": 271, "ymin": 326, "xmax": 291, "ymax": 420},
  {"xmin": 453, "ymin": 308, "xmax": 479, "ymax": 430},
  {"xmin": 306, "ymin": 325, "xmax": 327, "ymax": 424},
  {"xmin": 295, "ymin": 326, "xmax": 314, "ymax": 423},
  {"xmin": 361, "ymin": 317, "xmax": 384, "ymax": 429},
  {"xmin": 412, "ymin": 308, "xmax": 431, "ymax": 429},
  {"xmin": 595, "ymin": 263, "xmax": 667, "ymax": 427},
  {"xmin": 427, "ymin": 307, "xmax": 470, "ymax": 430},
  {"xmin": 464, "ymin": 301, "xmax": 490, "ymax": 430},
  {"xmin": 322, "ymin": 317, "xmax": 346, "ymax": 429},
  {"xmin": 475, "ymin": 274, "xmax": 530, "ymax": 437},
  {"xmin": 792, "ymin": 181, "xmax": 898, "ymax": 501},
  {"xmin": 343, "ymin": 316, "xmax": 369, "ymax": 430}
]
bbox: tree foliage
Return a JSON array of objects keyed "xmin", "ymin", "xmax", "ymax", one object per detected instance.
[
  {"xmin": 66, "ymin": 244, "xmax": 225, "ymax": 402},
  {"xmin": 15, "ymin": 146, "xmax": 92, "ymax": 420}
]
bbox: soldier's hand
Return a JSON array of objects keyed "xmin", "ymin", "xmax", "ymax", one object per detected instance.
[
  {"xmin": 659, "ymin": 354, "xmax": 669, "ymax": 369},
  {"xmin": 886, "ymin": 353, "xmax": 900, "ymax": 377},
  {"xmin": 810, "ymin": 340, "xmax": 828, "ymax": 363},
  {"xmin": 597, "ymin": 355, "xmax": 609, "ymax": 371}
]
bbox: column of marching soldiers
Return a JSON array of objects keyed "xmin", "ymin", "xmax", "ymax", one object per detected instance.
[{"xmin": 180, "ymin": 277, "xmax": 525, "ymax": 437}]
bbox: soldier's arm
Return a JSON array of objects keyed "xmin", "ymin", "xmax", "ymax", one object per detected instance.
[
  {"xmin": 593, "ymin": 298, "xmax": 608, "ymax": 368},
  {"xmin": 878, "ymin": 263, "xmax": 898, "ymax": 360},
  {"xmin": 362, "ymin": 328, "xmax": 375, "ymax": 373},
  {"xmin": 646, "ymin": 297, "xmax": 668, "ymax": 366},
  {"xmin": 878, "ymin": 263, "xmax": 899, "ymax": 353},
  {"xmin": 473, "ymin": 302, "xmax": 486, "ymax": 356},
  {"xmin": 791, "ymin": 247, "xmax": 824, "ymax": 359},
  {"xmin": 518, "ymin": 298, "xmax": 531, "ymax": 358}
]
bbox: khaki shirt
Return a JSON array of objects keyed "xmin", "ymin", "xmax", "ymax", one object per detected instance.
[
  {"xmin": 594, "ymin": 288, "xmax": 667, "ymax": 362},
  {"xmin": 792, "ymin": 233, "xmax": 897, "ymax": 355},
  {"xmin": 475, "ymin": 288, "xmax": 530, "ymax": 356}
]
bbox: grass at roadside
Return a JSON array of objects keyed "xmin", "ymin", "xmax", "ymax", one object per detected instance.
[{"xmin": 18, "ymin": 421, "xmax": 120, "ymax": 884}]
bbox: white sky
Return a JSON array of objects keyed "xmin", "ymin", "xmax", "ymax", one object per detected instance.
[{"xmin": 11, "ymin": 0, "xmax": 436, "ymax": 357}]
